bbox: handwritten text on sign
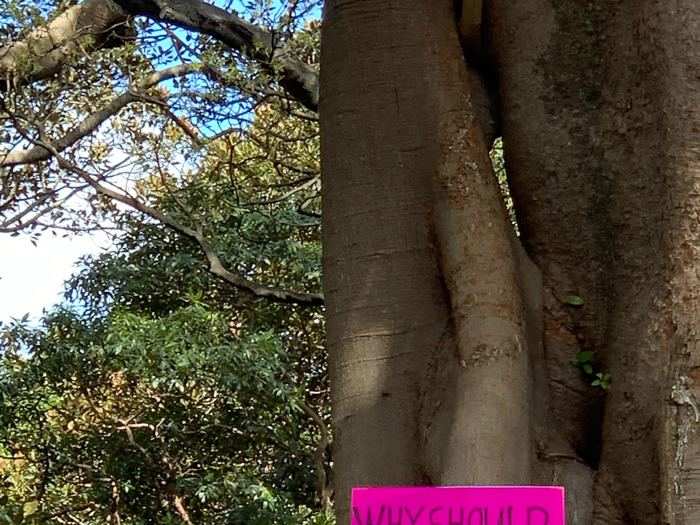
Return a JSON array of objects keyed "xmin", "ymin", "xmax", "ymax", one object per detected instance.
[{"xmin": 351, "ymin": 486, "xmax": 565, "ymax": 525}]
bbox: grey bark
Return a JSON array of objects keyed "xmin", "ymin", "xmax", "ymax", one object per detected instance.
[
  {"xmin": 321, "ymin": 2, "xmax": 534, "ymax": 523},
  {"xmin": 0, "ymin": 0, "xmax": 129, "ymax": 90},
  {"xmin": 322, "ymin": 0, "xmax": 699, "ymax": 523},
  {"xmin": 491, "ymin": 0, "xmax": 700, "ymax": 521}
]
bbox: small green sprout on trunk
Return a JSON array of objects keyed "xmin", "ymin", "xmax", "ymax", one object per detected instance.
[{"xmin": 573, "ymin": 351, "xmax": 611, "ymax": 390}]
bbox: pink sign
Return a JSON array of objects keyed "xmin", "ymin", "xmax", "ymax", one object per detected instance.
[{"xmin": 351, "ymin": 486, "xmax": 565, "ymax": 525}]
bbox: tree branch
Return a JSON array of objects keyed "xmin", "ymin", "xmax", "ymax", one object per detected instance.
[
  {"xmin": 0, "ymin": 185, "xmax": 87, "ymax": 232},
  {"xmin": 247, "ymin": 175, "xmax": 319, "ymax": 206},
  {"xmin": 301, "ymin": 400, "xmax": 332, "ymax": 511},
  {"xmin": 0, "ymin": 0, "xmax": 130, "ymax": 90},
  {"xmin": 1, "ymin": 63, "xmax": 202, "ymax": 167},
  {"xmin": 112, "ymin": 0, "xmax": 319, "ymax": 111},
  {"xmin": 20, "ymin": 132, "xmax": 324, "ymax": 307},
  {"xmin": 172, "ymin": 495, "xmax": 194, "ymax": 525},
  {"xmin": 2, "ymin": 0, "xmax": 319, "ymax": 111}
]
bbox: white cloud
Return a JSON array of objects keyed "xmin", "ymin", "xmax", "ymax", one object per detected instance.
[{"xmin": 0, "ymin": 232, "xmax": 111, "ymax": 324}]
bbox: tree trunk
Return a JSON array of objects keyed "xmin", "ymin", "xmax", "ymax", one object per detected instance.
[
  {"xmin": 321, "ymin": 1, "xmax": 537, "ymax": 522},
  {"xmin": 320, "ymin": 0, "xmax": 699, "ymax": 523}
]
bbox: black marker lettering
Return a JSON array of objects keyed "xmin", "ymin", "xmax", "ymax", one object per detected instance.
[
  {"xmin": 448, "ymin": 506, "xmax": 464, "ymax": 525},
  {"xmin": 430, "ymin": 506, "xmax": 444, "ymax": 525},
  {"xmin": 497, "ymin": 506, "xmax": 513, "ymax": 525},
  {"xmin": 467, "ymin": 507, "xmax": 483, "ymax": 525},
  {"xmin": 387, "ymin": 506, "xmax": 403, "ymax": 525},
  {"xmin": 406, "ymin": 506, "xmax": 425, "ymax": 525},
  {"xmin": 527, "ymin": 506, "xmax": 549, "ymax": 525},
  {"xmin": 353, "ymin": 505, "xmax": 387, "ymax": 525}
]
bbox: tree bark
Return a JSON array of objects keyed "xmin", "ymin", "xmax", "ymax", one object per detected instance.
[
  {"xmin": 322, "ymin": 0, "xmax": 699, "ymax": 523},
  {"xmin": 0, "ymin": 0, "xmax": 130, "ymax": 90},
  {"xmin": 491, "ymin": 0, "xmax": 700, "ymax": 522},
  {"xmin": 321, "ymin": 2, "xmax": 537, "ymax": 523}
]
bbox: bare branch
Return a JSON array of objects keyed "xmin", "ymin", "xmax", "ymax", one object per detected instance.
[
  {"xmin": 172, "ymin": 495, "xmax": 194, "ymax": 525},
  {"xmin": 0, "ymin": 0, "xmax": 130, "ymax": 90},
  {"xmin": 113, "ymin": 0, "xmax": 319, "ymax": 111},
  {"xmin": 301, "ymin": 400, "xmax": 332, "ymax": 512},
  {"xmin": 2, "ymin": 0, "xmax": 319, "ymax": 112},
  {"xmin": 160, "ymin": 107, "xmax": 204, "ymax": 146},
  {"xmin": 247, "ymin": 175, "xmax": 319, "ymax": 206},
  {"xmin": 1, "ymin": 63, "xmax": 202, "ymax": 167},
  {"xmin": 28, "ymin": 134, "xmax": 324, "ymax": 306},
  {"xmin": 0, "ymin": 185, "xmax": 87, "ymax": 232}
]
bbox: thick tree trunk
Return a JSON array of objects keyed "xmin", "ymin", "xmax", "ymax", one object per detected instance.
[
  {"xmin": 491, "ymin": 0, "xmax": 700, "ymax": 522},
  {"xmin": 321, "ymin": 0, "xmax": 699, "ymax": 523},
  {"xmin": 321, "ymin": 1, "xmax": 537, "ymax": 523}
]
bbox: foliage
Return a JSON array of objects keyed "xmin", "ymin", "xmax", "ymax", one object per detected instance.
[
  {"xmin": 68, "ymin": 102, "xmax": 322, "ymax": 318},
  {"xmin": 573, "ymin": 351, "xmax": 611, "ymax": 391},
  {"xmin": 0, "ymin": 303, "xmax": 328, "ymax": 524},
  {"xmin": 0, "ymin": 47, "xmax": 328, "ymax": 525},
  {"xmin": 0, "ymin": 0, "xmax": 322, "ymax": 236},
  {"xmin": 0, "ymin": 1, "xmax": 330, "ymax": 522}
]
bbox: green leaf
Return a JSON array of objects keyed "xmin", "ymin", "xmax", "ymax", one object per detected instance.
[
  {"xmin": 564, "ymin": 295, "xmax": 585, "ymax": 306},
  {"xmin": 583, "ymin": 363, "xmax": 593, "ymax": 375},
  {"xmin": 576, "ymin": 351, "xmax": 594, "ymax": 363},
  {"xmin": 23, "ymin": 500, "xmax": 39, "ymax": 517}
]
